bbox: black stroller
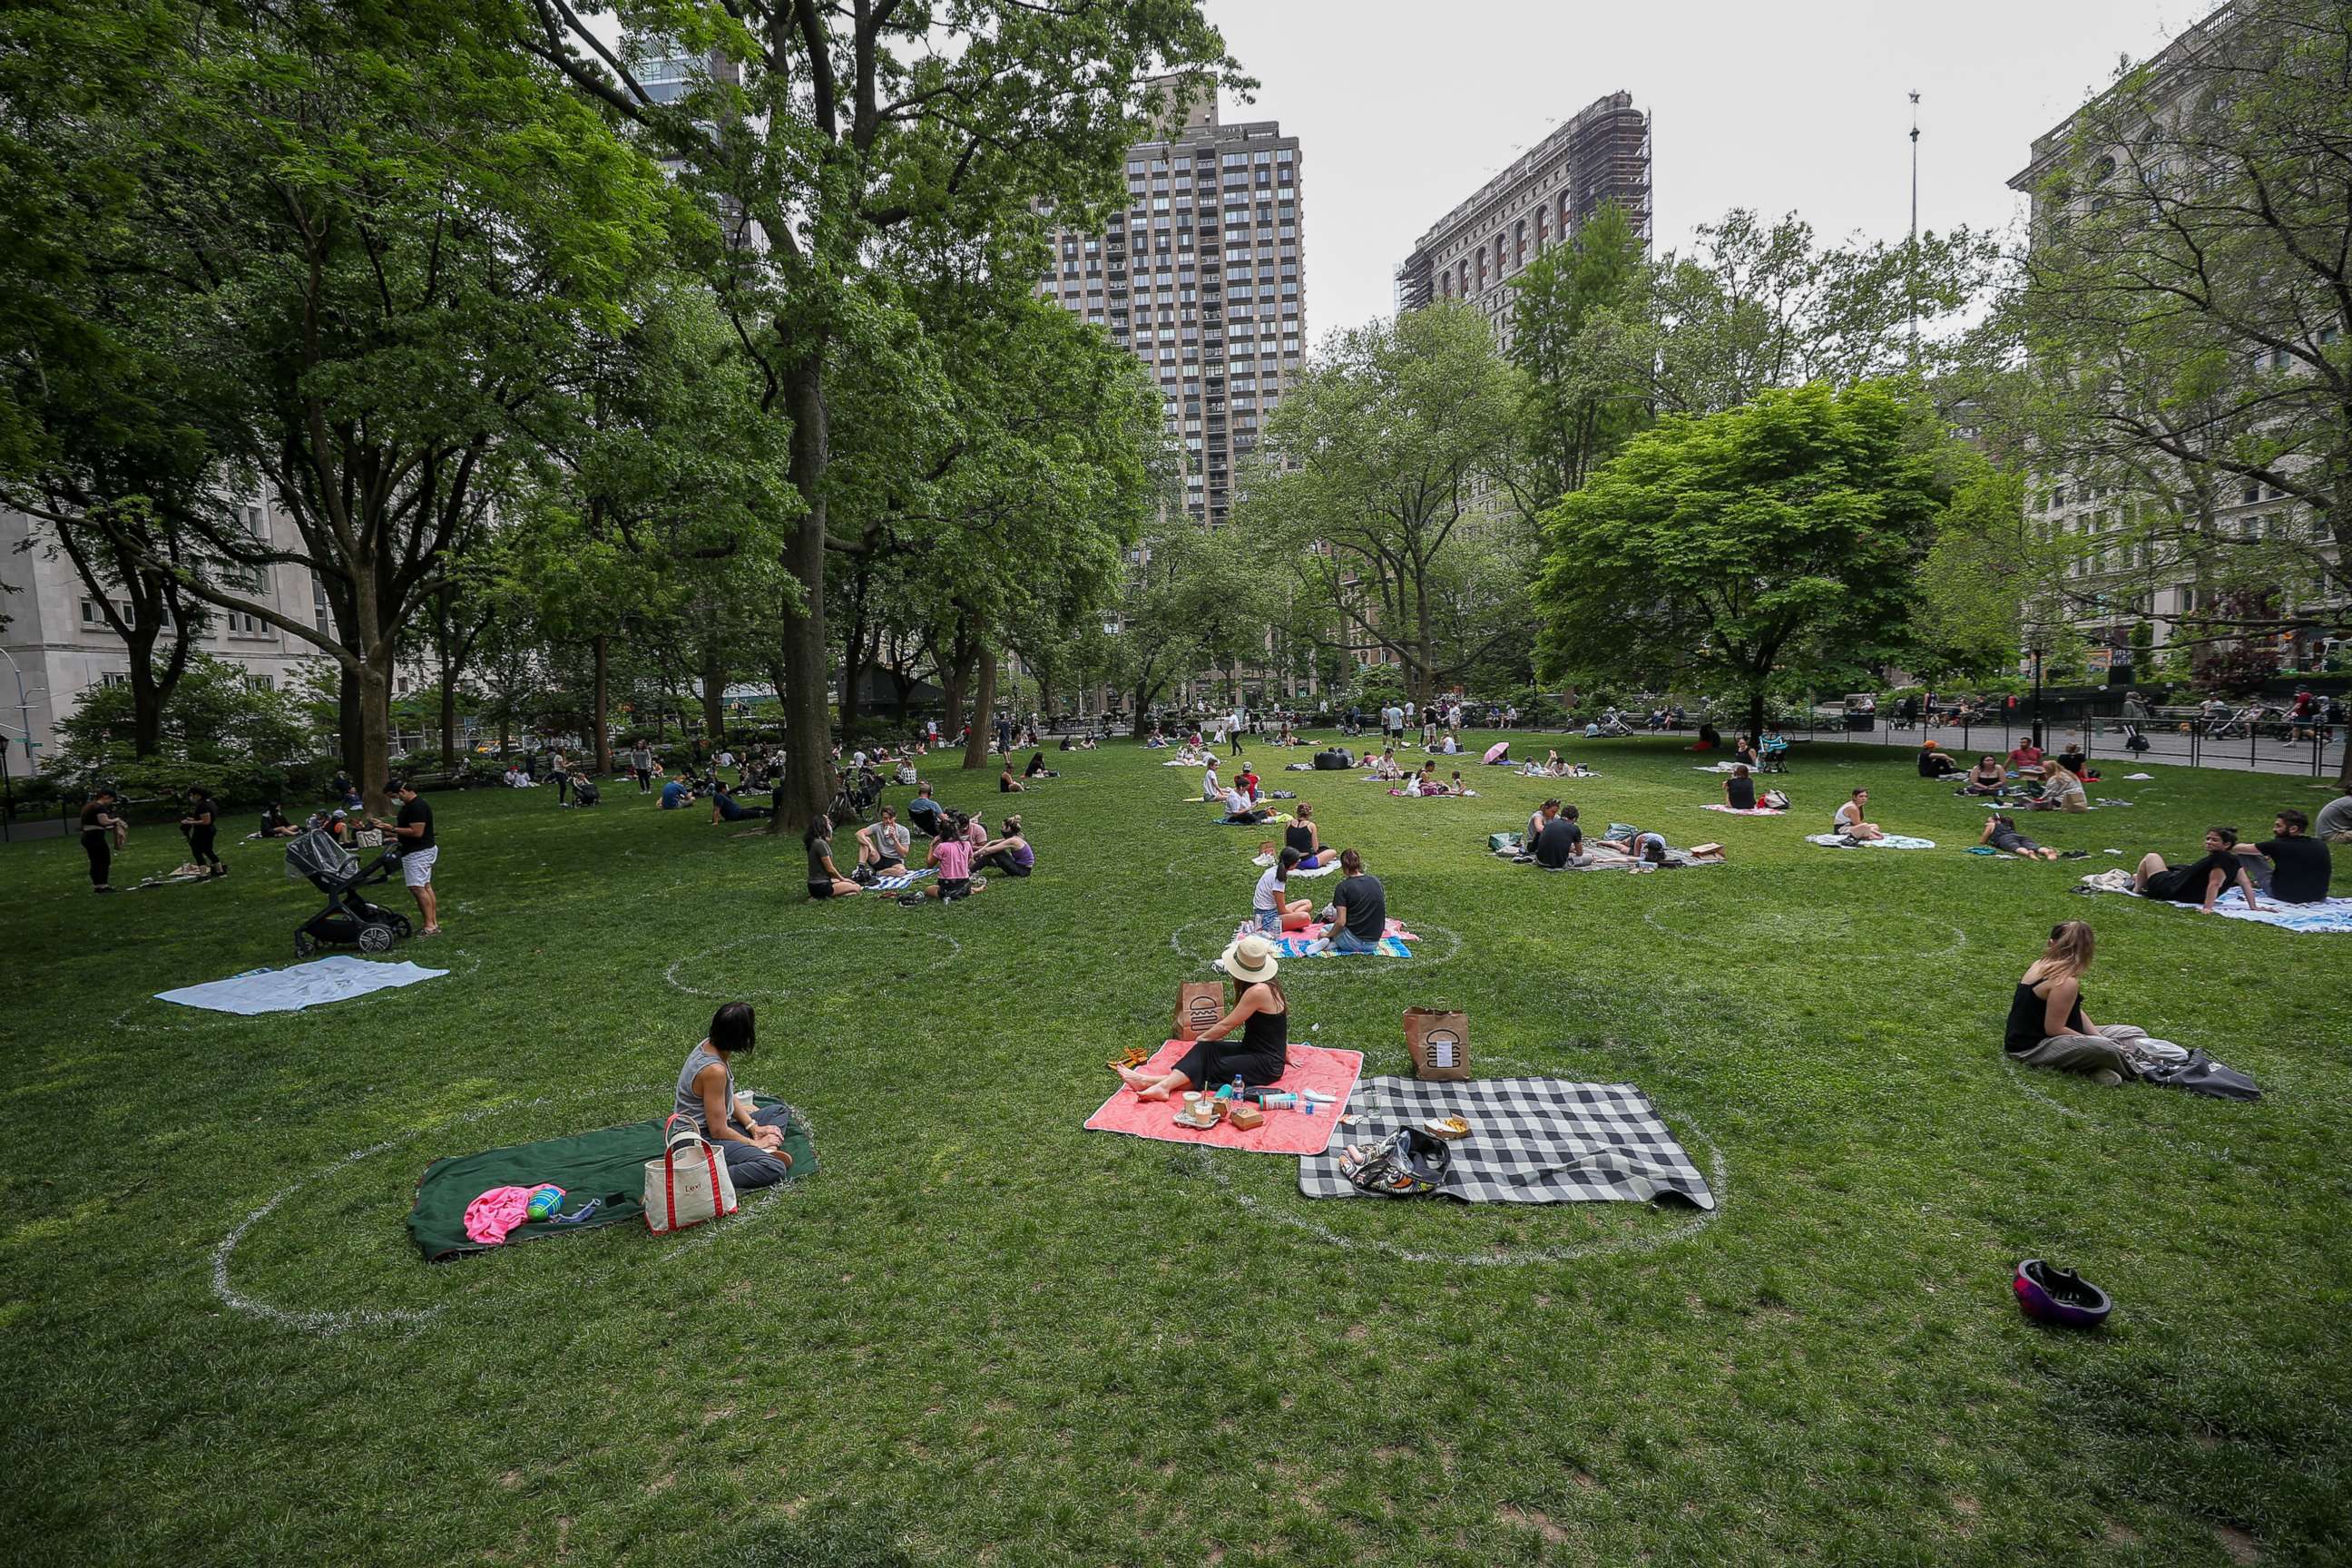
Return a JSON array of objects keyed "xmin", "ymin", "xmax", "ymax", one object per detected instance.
[
  {"xmin": 283, "ymin": 828, "xmax": 411, "ymax": 956},
  {"xmin": 570, "ymin": 774, "xmax": 603, "ymax": 808}
]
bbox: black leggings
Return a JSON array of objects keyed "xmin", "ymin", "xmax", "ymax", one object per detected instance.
[
  {"xmin": 1170, "ymin": 1040, "xmax": 1282, "ymax": 1090},
  {"xmin": 83, "ymin": 831, "xmax": 111, "ymax": 888},
  {"xmin": 189, "ymin": 826, "xmax": 221, "ymax": 868},
  {"xmin": 975, "ymin": 850, "xmax": 1030, "ymax": 877}
]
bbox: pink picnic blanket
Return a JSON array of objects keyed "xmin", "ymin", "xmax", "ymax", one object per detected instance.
[
  {"xmin": 1231, "ymin": 916, "xmax": 1419, "ymax": 946},
  {"xmin": 1083, "ymin": 1040, "xmax": 1363, "ymax": 1155}
]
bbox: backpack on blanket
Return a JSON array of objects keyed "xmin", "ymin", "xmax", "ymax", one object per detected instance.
[
  {"xmin": 1761, "ymin": 789, "xmax": 1789, "ymax": 810},
  {"xmin": 2140, "ymin": 1049, "xmax": 2262, "ymax": 1101},
  {"xmin": 1338, "ymin": 1129, "xmax": 1451, "ymax": 1198}
]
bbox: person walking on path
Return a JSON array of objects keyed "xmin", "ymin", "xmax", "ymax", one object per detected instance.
[{"xmin": 370, "ymin": 777, "xmax": 443, "ymax": 936}]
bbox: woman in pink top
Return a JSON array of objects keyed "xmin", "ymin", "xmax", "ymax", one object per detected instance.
[{"xmin": 926, "ymin": 813, "xmax": 985, "ymax": 900}]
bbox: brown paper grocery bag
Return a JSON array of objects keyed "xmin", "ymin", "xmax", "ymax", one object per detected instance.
[
  {"xmin": 1403, "ymin": 1007, "xmax": 1470, "ymax": 1081},
  {"xmin": 1175, "ymin": 982, "xmax": 1225, "ymax": 1040}
]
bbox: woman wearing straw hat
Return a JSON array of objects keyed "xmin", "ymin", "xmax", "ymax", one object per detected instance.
[{"xmin": 1113, "ymin": 934, "xmax": 1290, "ymax": 1102}]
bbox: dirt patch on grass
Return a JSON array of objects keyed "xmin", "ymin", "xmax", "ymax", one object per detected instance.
[{"xmin": 1497, "ymin": 1504, "xmax": 1571, "ymax": 1544}]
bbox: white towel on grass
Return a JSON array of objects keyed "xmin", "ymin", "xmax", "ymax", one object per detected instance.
[{"xmin": 156, "ymin": 955, "xmax": 449, "ymax": 1014}]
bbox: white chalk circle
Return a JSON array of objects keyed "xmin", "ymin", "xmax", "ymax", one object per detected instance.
[
  {"xmin": 663, "ymin": 927, "xmax": 961, "ymax": 1000},
  {"xmin": 1164, "ymin": 915, "xmax": 1463, "ymax": 973},
  {"xmin": 210, "ymin": 1086, "xmax": 818, "ymax": 1335},
  {"xmin": 1995, "ymin": 1054, "xmax": 2251, "ymax": 1171}
]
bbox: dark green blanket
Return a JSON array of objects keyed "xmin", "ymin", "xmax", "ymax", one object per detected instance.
[{"xmin": 406, "ymin": 1099, "xmax": 815, "ymax": 1260}]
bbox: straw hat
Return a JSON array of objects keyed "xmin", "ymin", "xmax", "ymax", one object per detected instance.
[{"xmin": 1216, "ymin": 933, "xmax": 1281, "ymax": 985}]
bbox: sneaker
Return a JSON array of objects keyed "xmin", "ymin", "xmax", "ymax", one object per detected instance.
[
  {"xmin": 1305, "ymin": 938, "xmax": 1334, "ymax": 956},
  {"xmin": 2090, "ymin": 1068, "xmax": 2123, "ymax": 1087},
  {"xmin": 93, "ymin": 886, "xmax": 116, "ymax": 895}
]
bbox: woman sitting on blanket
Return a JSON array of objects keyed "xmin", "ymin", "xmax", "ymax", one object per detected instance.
[
  {"xmin": 1722, "ymin": 764, "xmax": 1758, "ymax": 810},
  {"xmin": 1981, "ymin": 812, "xmax": 2061, "ymax": 861},
  {"xmin": 1220, "ymin": 786, "xmax": 1272, "ymax": 825},
  {"xmin": 1413, "ymin": 760, "xmax": 1447, "ymax": 796},
  {"xmin": 1367, "ymin": 750, "xmax": 1403, "ymax": 782},
  {"xmin": 1283, "ymin": 803, "xmax": 1328, "ymax": 868},
  {"xmin": 2005, "ymin": 920, "xmax": 2179, "ymax": 1085},
  {"xmin": 805, "ymin": 814, "xmax": 862, "ymax": 899},
  {"xmin": 1251, "ymin": 847, "xmax": 1316, "ymax": 933},
  {"xmin": 2022, "ymin": 760, "xmax": 2089, "ymax": 813},
  {"xmin": 2132, "ymin": 827, "xmax": 2265, "ymax": 913},
  {"xmin": 675, "ymin": 1002, "xmax": 798, "ymax": 1187},
  {"xmin": 1024, "ymin": 751, "xmax": 1056, "ymax": 780},
  {"xmin": 1833, "ymin": 789, "xmax": 1885, "ymax": 841},
  {"xmin": 1115, "ymin": 935, "xmax": 1289, "ymax": 1102},
  {"xmin": 1733, "ymin": 734, "xmax": 1761, "ymax": 769},
  {"xmin": 923, "ymin": 814, "xmax": 986, "ymax": 899},
  {"xmin": 1961, "ymin": 755, "xmax": 2007, "ymax": 796}
]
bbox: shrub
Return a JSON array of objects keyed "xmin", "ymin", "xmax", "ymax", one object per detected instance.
[{"xmin": 46, "ymin": 655, "xmax": 328, "ymax": 807}]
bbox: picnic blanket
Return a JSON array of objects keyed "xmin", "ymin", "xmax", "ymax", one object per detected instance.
[
  {"xmin": 1701, "ymin": 804, "xmax": 1785, "ymax": 816},
  {"xmin": 2076, "ymin": 875, "xmax": 2352, "ymax": 934},
  {"xmin": 1234, "ymin": 916, "xmax": 1420, "ymax": 957},
  {"xmin": 1806, "ymin": 833, "xmax": 1936, "ymax": 850},
  {"xmin": 406, "ymin": 1097, "xmax": 815, "ymax": 1260},
  {"xmin": 869, "ymin": 867, "xmax": 935, "ymax": 892},
  {"xmin": 1298, "ymin": 1078, "xmax": 1715, "ymax": 1209},
  {"xmin": 156, "ymin": 955, "xmax": 449, "ymax": 1015},
  {"xmin": 1083, "ymin": 1041, "xmax": 1361, "ymax": 1155},
  {"xmin": 1250, "ymin": 852, "xmax": 1340, "ymax": 877}
]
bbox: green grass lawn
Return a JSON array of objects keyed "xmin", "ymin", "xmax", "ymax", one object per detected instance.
[{"xmin": 4, "ymin": 734, "xmax": 2348, "ymax": 1566}]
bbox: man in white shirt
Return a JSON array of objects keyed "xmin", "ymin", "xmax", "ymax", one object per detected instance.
[{"xmin": 1229, "ymin": 707, "xmax": 1247, "ymax": 758}]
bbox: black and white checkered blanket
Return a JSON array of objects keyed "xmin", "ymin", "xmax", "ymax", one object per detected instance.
[{"xmin": 1298, "ymin": 1077, "xmax": 1715, "ymax": 1209}]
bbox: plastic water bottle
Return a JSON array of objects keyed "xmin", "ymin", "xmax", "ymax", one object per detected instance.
[{"xmin": 1232, "ymin": 1075, "xmax": 1246, "ymax": 1102}]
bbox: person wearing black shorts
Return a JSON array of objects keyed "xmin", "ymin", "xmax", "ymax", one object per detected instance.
[
  {"xmin": 180, "ymin": 787, "xmax": 225, "ymax": 877},
  {"xmin": 80, "ymin": 787, "xmax": 124, "ymax": 894}
]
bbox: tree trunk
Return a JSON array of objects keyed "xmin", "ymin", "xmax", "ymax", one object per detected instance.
[
  {"xmin": 963, "ymin": 641, "xmax": 996, "ymax": 770},
  {"xmin": 768, "ymin": 355, "xmax": 835, "ymax": 835},
  {"xmin": 939, "ymin": 638, "xmax": 977, "ymax": 750},
  {"xmin": 701, "ymin": 638, "xmax": 725, "ymax": 740},
  {"xmin": 339, "ymin": 665, "xmax": 364, "ymax": 779},
  {"xmin": 357, "ymin": 657, "xmax": 394, "ymax": 818},
  {"xmin": 1746, "ymin": 688, "xmax": 1767, "ymax": 746},
  {"xmin": 593, "ymin": 634, "xmax": 612, "ymax": 773},
  {"xmin": 441, "ymin": 672, "xmax": 458, "ymax": 765},
  {"xmin": 125, "ymin": 625, "xmax": 164, "ymax": 759}
]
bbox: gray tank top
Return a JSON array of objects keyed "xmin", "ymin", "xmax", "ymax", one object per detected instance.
[{"xmin": 674, "ymin": 1042, "xmax": 733, "ymax": 1132}]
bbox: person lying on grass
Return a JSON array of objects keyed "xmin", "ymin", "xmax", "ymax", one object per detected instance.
[
  {"xmin": 1597, "ymin": 827, "xmax": 1670, "ymax": 864},
  {"xmin": 2005, "ymin": 920, "xmax": 2182, "ymax": 1086},
  {"xmin": 975, "ymin": 815, "xmax": 1033, "ymax": 879},
  {"xmin": 1251, "ymin": 846, "xmax": 1317, "ymax": 933},
  {"xmin": 1917, "ymin": 740, "xmax": 1960, "ymax": 779},
  {"xmin": 1283, "ymin": 803, "xmax": 1328, "ymax": 867},
  {"xmin": 676, "ymin": 1001, "xmax": 797, "ymax": 1188},
  {"xmin": 1959, "ymin": 755, "xmax": 2006, "ymax": 796},
  {"xmin": 709, "ymin": 779, "xmax": 771, "ymax": 824},
  {"xmin": 2021, "ymin": 760, "xmax": 2089, "ymax": 813},
  {"xmin": 1723, "ymin": 765, "xmax": 1759, "ymax": 810},
  {"xmin": 923, "ymin": 815, "xmax": 986, "ymax": 900},
  {"xmin": 855, "ymin": 806, "xmax": 910, "ymax": 875},
  {"xmin": 1981, "ymin": 813, "xmax": 2062, "ymax": 861},
  {"xmin": 1114, "ymin": 935, "xmax": 1289, "ymax": 1102},
  {"xmin": 2132, "ymin": 826, "xmax": 2265, "ymax": 913},
  {"xmin": 1833, "ymin": 789, "xmax": 1885, "ymax": 841},
  {"xmin": 804, "ymin": 814, "xmax": 862, "ymax": 899}
]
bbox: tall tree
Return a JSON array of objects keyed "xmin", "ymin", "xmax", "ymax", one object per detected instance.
[
  {"xmin": 521, "ymin": 1, "xmax": 1236, "ymax": 825},
  {"xmin": 1534, "ymin": 381, "xmax": 1955, "ymax": 739},
  {"xmin": 1499, "ymin": 199, "xmax": 1652, "ymax": 517},
  {"xmin": 1242, "ymin": 302, "xmax": 1526, "ymax": 704}
]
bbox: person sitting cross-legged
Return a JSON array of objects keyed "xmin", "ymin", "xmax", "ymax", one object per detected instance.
[
  {"xmin": 1306, "ymin": 848, "xmax": 1387, "ymax": 954},
  {"xmin": 803, "ymin": 814, "xmax": 862, "ymax": 900},
  {"xmin": 975, "ymin": 814, "xmax": 1034, "ymax": 879},
  {"xmin": 1533, "ymin": 804, "xmax": 1584, "ymax": 868},
  {"xmin": 1916, "ymin": 740, "xmax": 1960, "ymax": 779},
  {"xmin": 674, "ymin": 1002, "xmax": 798, "ymax": 1189},
  {"xmin": 1114, "ymin": 935, "xmax": 1289, "ymax": 1101},
  {"xmin": 1220, "ymin": 785, "xmax": 1271, "ymax": 825},
  {"xmin": 855, "ymin": 805, "xmax": 911, "ymax": 877},
  {"xmin": 1833, "ymin": 789, "xmax": 1884, "ymax": 841},
  {"xmin": 1960, "ymin": 755, "xmax": 2007, "ymax": 796}
]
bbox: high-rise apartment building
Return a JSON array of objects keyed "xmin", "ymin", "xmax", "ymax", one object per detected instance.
[
  {"xmin": 1394, "ymin": 91, "xmax": 1651, "ymax": 353},
  {"xmin": 1037, "ymin": 83, "xmax": 1306, "ymax": 528}
]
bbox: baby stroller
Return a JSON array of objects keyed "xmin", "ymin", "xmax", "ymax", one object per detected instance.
[
  {"xmin": 570, "ymin": 774, "xmax": 603, "ymax": 808},
  {"xmin": 1589, "ymin": 708, "xmax": 1636, "ymax": 739},
  {"xmin": 283, "ymin": 828, "xmax": 410, "ymax": 956},
  {"xmin": 1758, "ymin": 733, "xmax": 1791, "ymax": 773}
]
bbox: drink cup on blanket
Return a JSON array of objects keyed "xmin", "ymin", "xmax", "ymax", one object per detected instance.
[{"xmin": 735, "ymin": 1091, "xmax": 758, "ymax": 1122}]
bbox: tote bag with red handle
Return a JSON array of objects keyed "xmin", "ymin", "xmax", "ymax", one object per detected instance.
[{"xmin": 643, "ymin": 1113, "xmax": 739, "ymax": 1234}]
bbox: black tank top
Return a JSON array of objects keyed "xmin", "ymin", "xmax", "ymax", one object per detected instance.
[
  {"xmin": 2004, "ymin": 979, "xmax": 2083, "ymax": 1055},
  {"xmin": 1284, "ymin": 823, "xmax": 1315, "ymax": 857},
  {"xmin": 1241, "ymin": 992, "xmax": 1289, "ymax": 1058}
]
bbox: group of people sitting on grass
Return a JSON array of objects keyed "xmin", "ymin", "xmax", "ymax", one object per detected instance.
[
  {"xmin": 1521, "ymin": 799, "xmax": 1676, "ymax": 867},
  {"xmin": 1519, "ymin": 750, "xmax": 1592, "ymax": 779},
  {"xmin": 1247, "ymin": 844, "xmax": 1391, "ymax": 954},
  {"xmin": 1926, "ymin": 742, "xmax": 2092, "ymax": 811},
  {"xmin": 2128, "ymin": 811, "xmax": 2333, "ymax": 910},
  {"xmin": 800, "ymin": 785, "xmax": 1036, "ymax": 901},
  {"xmin": 1000, "ymin": 752, "xmax": 1056, "ymax": 792}
]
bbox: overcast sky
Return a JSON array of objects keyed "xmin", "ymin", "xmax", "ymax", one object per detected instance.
[{"xmin": 1199, "ymin": 0, "xmax": 2220, "ymax": 340}]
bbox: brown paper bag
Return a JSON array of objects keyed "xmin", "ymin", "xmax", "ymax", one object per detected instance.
[
  {"xmin": 1175, "ymin": 982, "xmax": 1225, "ymax": 1041},
  {"xmin": 1403, "ymin": 1007, "xmax": 1470, "ymax": 1081}
]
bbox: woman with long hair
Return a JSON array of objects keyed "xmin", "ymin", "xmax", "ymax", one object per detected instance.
[
  {"xmin": 2004, "ymin": 920, "xmax": 2171, "ymax": 1083},
  {"xmin": 1283, "ymin": 802, "xmax": 1327, "ymax": 868},
  {"xmin": 1251, "ymin": 846, "xmax": 1316, "ymax": 933},
  {"xmin": 1113, "ymin": 934, "xmax": 1289, "ymax": 1101}
]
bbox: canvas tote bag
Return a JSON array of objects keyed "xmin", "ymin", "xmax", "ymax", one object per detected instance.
[
  {"xmin": 643, "ymin": 1113, "xmax": 739, "ymax": 1234},
  {"xmin": 1174, "ymin": 982, "xmax": 1225, "ymax": 1041}
]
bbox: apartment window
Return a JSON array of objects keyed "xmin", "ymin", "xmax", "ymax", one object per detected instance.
[
  {"xmin": 247, "ymin": 673, "xmax": 275, "ymax": 692},
  {"xmin": 101, "ymin": 671, "xmax": 132, "ymax": 688}
]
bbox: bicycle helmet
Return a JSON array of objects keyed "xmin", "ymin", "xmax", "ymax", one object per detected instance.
[
  {"xmin": 1338, "ymin": 1129, "xmax": 1451, "ymax": 1198},
  {"xmin": 2013, "ymin": 1259, "xmax": 2112, "ymax": 1328}
]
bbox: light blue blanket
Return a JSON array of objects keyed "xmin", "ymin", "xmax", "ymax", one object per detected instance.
[
  {"xmin": 870, "ymin": 867, "xmax": 936, "ymax": 892},
  {"xmin": 156, "ymin": 955, "xmax": 450, "ymax": 1014},
  {"xmin": 2206, "ymin": 888, "xmax": 2352, "ymax": 934}
]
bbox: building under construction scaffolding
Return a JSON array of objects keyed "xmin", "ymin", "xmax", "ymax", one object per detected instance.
[{"xmin": 1393, "ymin": 91, "xmax": 1651, "ymax": 351}]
